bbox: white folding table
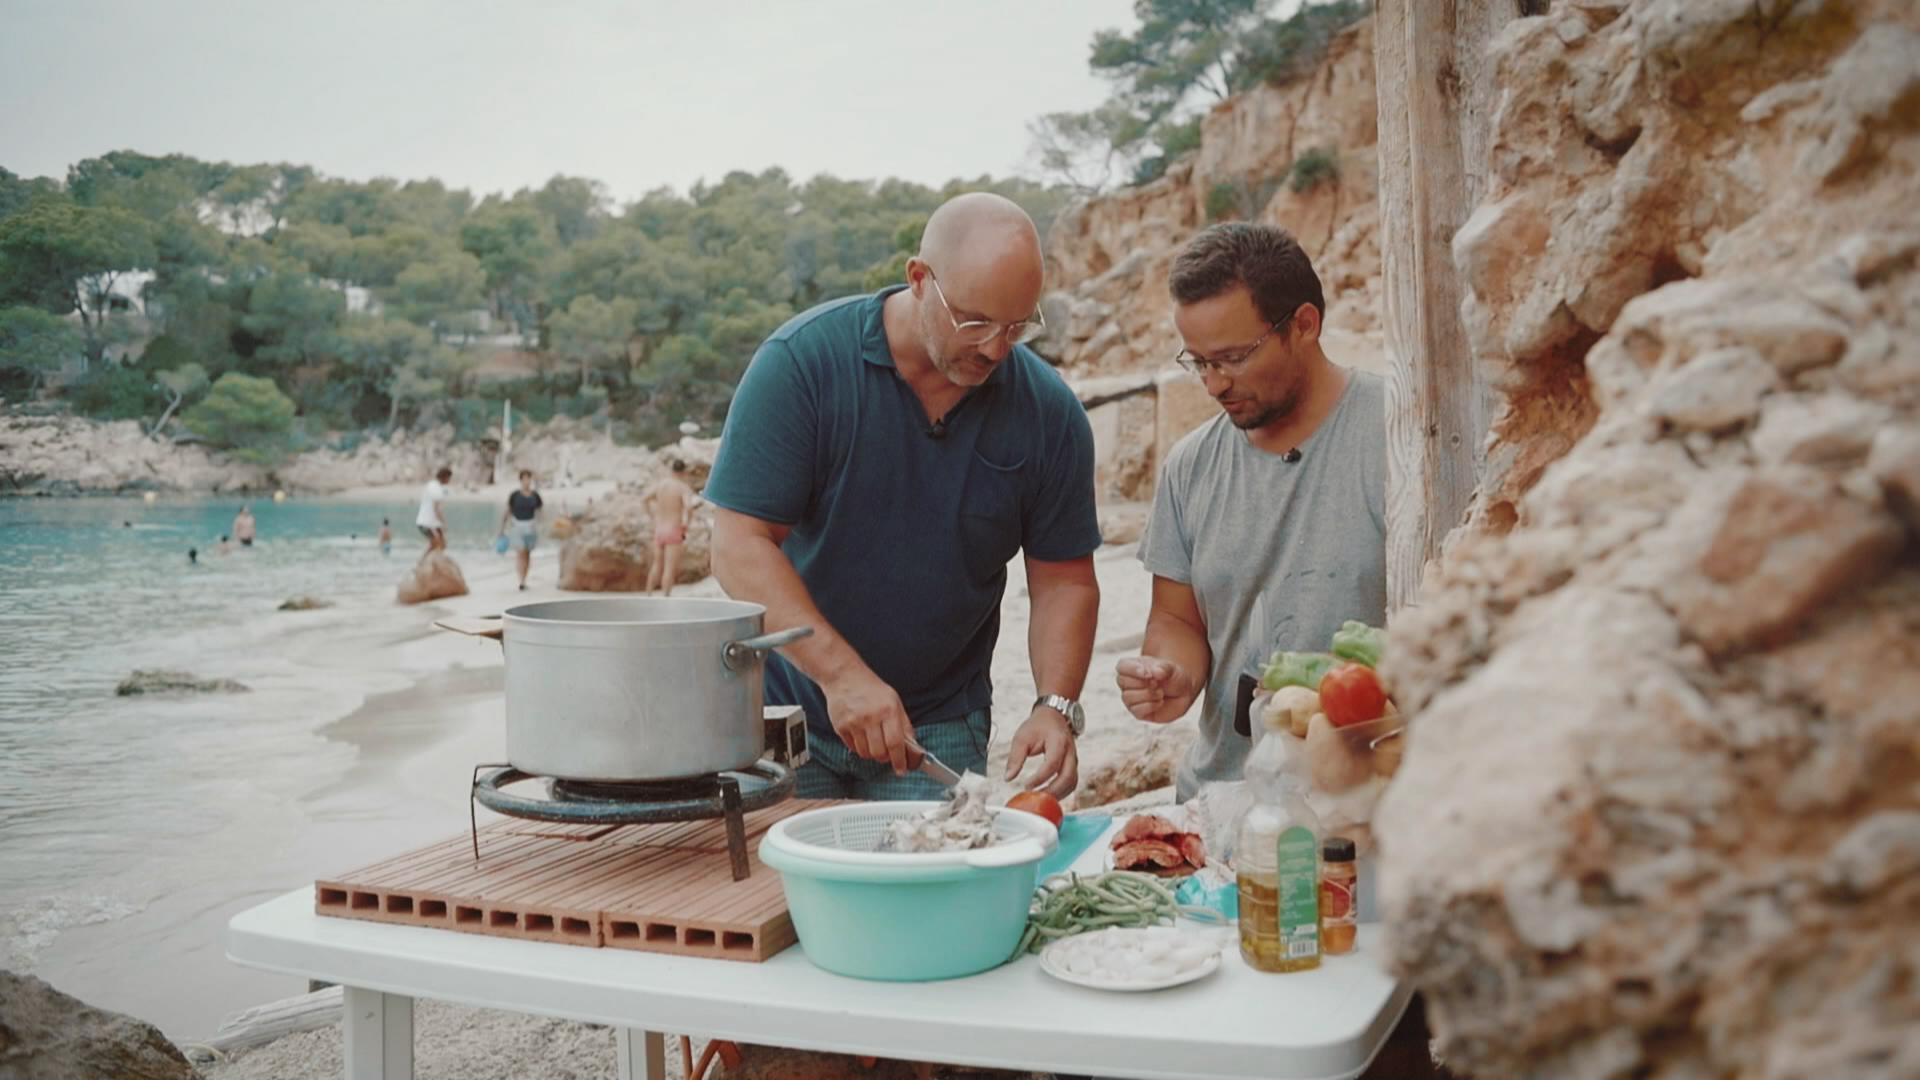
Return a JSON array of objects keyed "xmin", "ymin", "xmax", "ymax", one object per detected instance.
[{"xmin": 227, "ymin": 827, "xmax": 1410, "ymax": 1080}]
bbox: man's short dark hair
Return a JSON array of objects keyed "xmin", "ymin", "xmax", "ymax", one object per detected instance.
[
  {"xmin": 1168, "ymin": 223, "xmax": 1325, "ymax": 327},
  {"xmin": 435, "ymin": 466, "xmax": 453, "ymax": 482},
  {"xmin": 518, "ymin": 469, "xmax": 533, "ymax": 480},
  {"xmin": 671, "ymin": 460, "xmax": 687, "ymax": 474}
]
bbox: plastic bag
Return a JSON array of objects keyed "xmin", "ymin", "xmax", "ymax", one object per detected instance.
[
  {"xmin": 1182, "ymin": 780, "xmax": 1255, "ymax": 868},
  {"xmin": 1244, "ymin": 709, "xmax": 1399, "ymax": 858}
]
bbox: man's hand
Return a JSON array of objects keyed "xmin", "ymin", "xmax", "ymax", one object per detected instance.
[
  {"xmin": 822, "ymin": 671, "xmax": 918, "ymax": 774},
  {"xmin": 1115, "ymin": 656, "xmax": 1202, "ymax": 724},
  {"xmin": 1006, "ymin": 707, "xmax": 1078, "ymax": 799}
]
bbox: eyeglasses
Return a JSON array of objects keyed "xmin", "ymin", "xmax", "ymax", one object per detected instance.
[
  {"xmin": 926, "ymin": 271, "xmax": 1047, "ymax": 347},
  {"xmin": 1172, "ymin": 314, "xmax": 1291, "ymax": 376}
]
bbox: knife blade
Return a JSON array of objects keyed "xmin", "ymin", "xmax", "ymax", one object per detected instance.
[{"xmin": 907, "ymin": 738, "xmax": 962, "ymax": 788}]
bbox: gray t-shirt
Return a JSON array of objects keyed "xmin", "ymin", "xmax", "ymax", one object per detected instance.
[{"xmin": 1138, "ymin": 368, "xmax": 1387, "ymax": 800}]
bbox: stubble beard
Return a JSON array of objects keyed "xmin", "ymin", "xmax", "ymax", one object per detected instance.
[{"xmin": 1228, "ymin": 384, "xmax": 1303, "ymax": 432}]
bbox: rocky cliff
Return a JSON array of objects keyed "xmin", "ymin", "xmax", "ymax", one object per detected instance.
[
  {"xmin": 0, "ymin": 412, "xmax": 661, "ymax": 497},
  {"xmin": 1375, "ymin": 3, "xmax": 1920, "ymax": 1077},
  {"xmin": 1035, "ymin": 16, "xmax": 1385, "ymax": 380},
  {"xmin": 1034, "ymin": 17, "xmax": 1387, "ymax": 506},
  {"xmin": 0, "ymin": 413, "xmax": 269, "ymax": 495}
]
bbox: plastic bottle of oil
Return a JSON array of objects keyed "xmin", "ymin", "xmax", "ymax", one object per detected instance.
[{"xmin": 1236, "ymin": 712, "xmax": 1323, "ymax": 972}]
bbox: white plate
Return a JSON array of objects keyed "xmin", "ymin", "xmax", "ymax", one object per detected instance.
[{"xmin": 1038, "ymin": 933, "xmax": 1223, "ymax": 993}]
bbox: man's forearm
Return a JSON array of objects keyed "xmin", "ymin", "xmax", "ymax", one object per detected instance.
[
  {"xmin": 1141, "ymin": 609, "xmax": 1211, "ymax": 720},
  {"xmin": 712, "ymin": 529, "xmax": 874, "ymax": 692},
  {"xmin": 1027, "ymin": 561, "xmax": 1099, "ymax": 700}
]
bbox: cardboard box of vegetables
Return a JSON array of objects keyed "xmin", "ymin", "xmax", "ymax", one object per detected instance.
[{"xmin": 1254, "ymin": 621, "xmax": 1402, "ymax": 856}]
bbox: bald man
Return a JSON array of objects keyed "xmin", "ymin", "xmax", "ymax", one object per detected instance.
[{"xmin": 706, "ymin": 193, "xmax": 1101, "ymax": 801}]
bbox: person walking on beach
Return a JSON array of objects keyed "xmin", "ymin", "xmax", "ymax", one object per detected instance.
[
  {"xmin": 497, "ymin": 470, "xmax": 543, "ymax": 590},
  {"xmin": 416, "ymin": 467, "xmax": 451, "ymax": 552},
  {"xmin": 642, "ymin": 461, "xmax": 695, "ymax": 597},
  {"xmin": 378, "ymin": 518, "xmax": 392, "ymax": 555},
  {"xmin": 232, "ymin": 505, "xmax": 256, "ymax": 547}
]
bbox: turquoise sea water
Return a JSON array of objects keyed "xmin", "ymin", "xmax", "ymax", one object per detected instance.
[{"xmin": 0, "ymin": 494, "xmax": 510, "ymax": 1031}]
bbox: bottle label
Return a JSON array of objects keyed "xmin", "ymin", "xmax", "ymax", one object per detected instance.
[{"xmin": 1276, "ymin": 826, "xmax": 1320, "ymax": 960}]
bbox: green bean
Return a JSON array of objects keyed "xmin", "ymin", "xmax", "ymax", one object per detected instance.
[{"xmin": 1016, "ymin": 870, "xmax": 1201, "ymax": 954}]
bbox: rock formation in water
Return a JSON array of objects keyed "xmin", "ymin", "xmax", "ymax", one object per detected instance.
[
  {"xmin": 115, "ymin": 669, "xmax": 250, "ymax": 695},
  {"xmin": 396, "ymin": 550, "xmax": 470, "ymax": 604},
  {"xmin": 556, "ymin": 440, "xmax": 719, "ymax": 591},
  {"xmin": 0, "ymin": 971, "xmax": 199, "ymax": 1079},
  {"xmin": 1374, "ymin": 3, "xmax": 1920, "ymax": 1077}
]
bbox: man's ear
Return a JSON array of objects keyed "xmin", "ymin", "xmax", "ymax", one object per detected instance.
[
  {"xmin": 1291, "ymin": 302, "xmax": 1323, "ymax": 346},
  {"xmin": 904, "ymin": 257, "xmax": 930, "ymax": 298}
]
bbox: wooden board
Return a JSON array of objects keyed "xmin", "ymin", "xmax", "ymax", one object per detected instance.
[
  {"xmin": 315, "ymin": 799, "xmax": 842, "ymax": 962},
  {"xmin": 1375, "ymin": 0, "xmax": 1514, "ymax": 610}
]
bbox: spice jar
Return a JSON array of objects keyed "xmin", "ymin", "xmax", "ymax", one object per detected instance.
[{"xmin": 1320, "ymin": 836, "xmax": 1357, "ymax": 956}]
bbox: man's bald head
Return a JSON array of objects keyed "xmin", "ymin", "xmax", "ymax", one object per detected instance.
[
  {"xmin": 917, "ymin": 192, "xmax": 1042, "ymax": 295},
  {"xmin": 901, "ymin": 193, "xmax": 1046, "ymax": 387}
]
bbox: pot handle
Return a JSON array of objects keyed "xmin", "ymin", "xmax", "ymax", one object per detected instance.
[
  {"xmin": 722, "ymin": 626, "xmax": 814, "ymax": 672},
  {"xmin": 434, "ymin": 616, "xmax": 504, "ymax": 641}
]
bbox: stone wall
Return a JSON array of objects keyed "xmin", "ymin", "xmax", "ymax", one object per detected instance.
[{"xmin": 1375, "ymin": 3, "xmax": 1920, "ymax": 1077}]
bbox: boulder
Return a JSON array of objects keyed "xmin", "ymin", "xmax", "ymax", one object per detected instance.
[
  {"xmin": 396, "ymin": 551, "xmax": 469, "ymax": 604},
  {"xmin": 1075, "ymin": 727, "xmax": 1196, "ymax": 809},
  {"xmin": 116, "ymin": 670, "xmax": 249, "ymax": 695},
  {"xmin": 0, "ymin": 970, "xmax": 197, "ymax": 1080},
  {"xmin": 277, "ymin": 596, "xmax": 333, "ymax": 611},
  {"xmin": 558, "ymin": 492, "xmax": 714, "ymax": 592}
]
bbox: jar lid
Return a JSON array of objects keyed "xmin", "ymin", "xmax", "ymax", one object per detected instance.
[{"xmin": 1322, "ymin": 836, "xmax": 1357, "ymax": 862}]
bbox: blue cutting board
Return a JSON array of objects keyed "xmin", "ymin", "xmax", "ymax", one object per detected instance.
[{"xmin": 1037, "ymin": 813, "xmax": 1112, "ymax": 878}]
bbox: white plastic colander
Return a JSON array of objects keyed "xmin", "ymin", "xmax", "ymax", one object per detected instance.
[{"xmin": 762, "ymin": 800, "xmax": 1057, "ymax": 870}]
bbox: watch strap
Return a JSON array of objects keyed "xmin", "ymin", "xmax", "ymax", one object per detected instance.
[{"xmin": 1034, "ymin": 694, "xmax": 1085, "ymax": 736}]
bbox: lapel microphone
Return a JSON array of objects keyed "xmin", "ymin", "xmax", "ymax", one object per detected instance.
[
  {"xmin": 925, "ymin": 417, "xmax": 948, "ymax": 440},
  {"xmin": 1283, "ymin": 448, "xmax": 1302, "ymax": 463}
]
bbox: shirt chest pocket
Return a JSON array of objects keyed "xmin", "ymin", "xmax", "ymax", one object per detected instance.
[{"xmin": 959, "ymin": 452, "xmax": 1027, "ymax": 584}]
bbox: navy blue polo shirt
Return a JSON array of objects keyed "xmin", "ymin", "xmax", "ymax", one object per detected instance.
[{"xmin": 704, "ymin": 285, "xmax": 1101, "ymax": 742}]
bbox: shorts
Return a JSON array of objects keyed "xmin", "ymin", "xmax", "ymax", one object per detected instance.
[
  {"xmin": 506, "ymin": 518, "xmax": 538, "ymax": 552},
  {"xmin": 239, "ymin": 537, "xmax": 253, "ymax": 547},
  {"xmin": 418, "ymin": 525, "xmax": 443, "ymax": 540},
  {"xmin": 654, "ymin": 522, "xmax": 686, "ymax": 546},
  {"xmin": 796, "ymin": 708, "xmax": 991, "ymax": 801}
]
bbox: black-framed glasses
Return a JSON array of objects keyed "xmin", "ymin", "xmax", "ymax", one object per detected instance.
[
  {"xmin": 927, "ymin": 271, "xmax": 1047, "ymax": 346},
  {"xmin": 1172, "ymin": 314, "xmax": 1291, "ymax": 376}
]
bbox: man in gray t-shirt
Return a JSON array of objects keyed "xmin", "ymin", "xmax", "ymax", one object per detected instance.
[{"xmin": 1117, "ymin": 223, "xmax": 1386, "ymax": 801}]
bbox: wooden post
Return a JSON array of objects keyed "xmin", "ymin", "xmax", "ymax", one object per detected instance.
[{"xmin": 1374, "ymin": 0, "xmax": 1517, "ymax": 610}]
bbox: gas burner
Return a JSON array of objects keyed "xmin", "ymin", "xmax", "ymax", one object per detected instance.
[{"xmin": 469, "ymin": 760, "xmax": 795, "ymax": 881}]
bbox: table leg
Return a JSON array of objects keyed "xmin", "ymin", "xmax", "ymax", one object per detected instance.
[
  {"xmin": 342, "ymin": 986, "xmax": 414, "ymax": 1080},
  {"xmin": 617, "ymin": 1028, "xmax": 666, "ymax": 1080}
]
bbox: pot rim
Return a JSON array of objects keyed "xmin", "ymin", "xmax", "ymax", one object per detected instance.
[{"xmin": 503, "ymin": 597, "xmax": 767, "ymax": 627}]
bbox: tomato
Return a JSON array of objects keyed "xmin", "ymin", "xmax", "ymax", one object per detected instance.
[
  {"xmin": 1319, "ymin": 662, "xmax": 1388, "ymax": 728},
  {"xmin": 1006, "ymin": 790, "xmax": 1065, "ymax": 828}
]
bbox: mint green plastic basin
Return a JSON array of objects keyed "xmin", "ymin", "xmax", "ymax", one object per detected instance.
[{"xmin": 758, "ymin": 802, "xmax": 1056, "ymax": 981}]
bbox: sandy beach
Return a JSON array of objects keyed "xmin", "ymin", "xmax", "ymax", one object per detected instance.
[{"xmin": 134, "ymin": 526, "xmax": 1183, "ymax": 1076}]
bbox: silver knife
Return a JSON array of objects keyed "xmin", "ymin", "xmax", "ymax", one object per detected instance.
[{"xmin": 907, "ymin": 738, "xmax": 962, "ymax": 788}]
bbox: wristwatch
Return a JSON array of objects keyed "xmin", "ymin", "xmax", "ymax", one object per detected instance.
[{"xmin": 1034, "ymin": 694, "xmax": 1086, "ymax": 737}]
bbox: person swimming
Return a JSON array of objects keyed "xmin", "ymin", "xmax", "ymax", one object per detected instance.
[{"xmin": 188, "ymin": 548, "xmax": 198, "ymax": 565}]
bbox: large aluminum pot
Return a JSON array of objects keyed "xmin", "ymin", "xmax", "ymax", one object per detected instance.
[{"xmin": 500, "ymin": 597, "xmax": 810, "ymax": 781}]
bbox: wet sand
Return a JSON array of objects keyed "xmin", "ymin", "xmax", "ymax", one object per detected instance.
[{"xmin": 47, "ymin": 527, "xmax": 1177, "ymax": 1064}]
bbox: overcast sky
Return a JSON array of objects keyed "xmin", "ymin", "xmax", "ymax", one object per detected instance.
[{"xmin": 1, "ymin": 0, "xmax": 1147, "ymax": 204}]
